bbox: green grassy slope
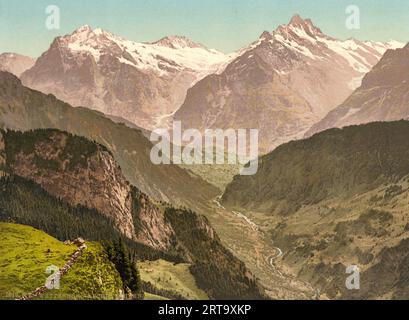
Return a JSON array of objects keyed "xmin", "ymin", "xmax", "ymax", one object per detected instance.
[
  {"xmin": 139, "ymin": 259, "xmax": 208, "ymax": 300},
  {"xmin": 144, "ymin": 292, "xmax": 169, "ymax": 300},
  {"xmin": 0, "ymin": 223, "xmax": 123, "ymax": 300}
]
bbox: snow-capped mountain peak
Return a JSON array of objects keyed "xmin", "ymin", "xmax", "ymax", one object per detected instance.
[
  {"xmin": 259, "ymin": 31, "xmax": 274, "ymax": 41},
  {"xmin": 21, "ymin": 25, "xmax": 235, "ymax": 131},
  {"xmin": 59, "ymin": 25, "xmax": 231, "ymax": 77},
  {"xmin": 260, "ymin": 14, "xmax": 405, "ymax": 74},
  {"xmin": 273, "ymin": 14, "xmax": 325, "ymax": 42},
  {"xmin": 151, "ymin": 35, "xmax": 206, "ymax": 49},
  {"xmin": 73, "ymin": 24, "xmax": 92, "ymax": 33}
]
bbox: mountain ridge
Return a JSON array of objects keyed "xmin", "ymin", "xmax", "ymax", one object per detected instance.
[
  {"xmin": 20, "ymin": 25, "xmax": 232, "ymax": 130},
  {"xmin": 0, "ymin": 71, "xmax": 218, "ymax": 207},
  {"xmin": 306, "ymin": 42, "xmax": 409, "ymax": 137},
  {"xmin": 0, "ymin": 53, "xmax": 35, "ymax": 77}
]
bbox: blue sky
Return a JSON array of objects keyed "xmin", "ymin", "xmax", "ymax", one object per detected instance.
[{"xmin": 0, "ymin": 0, "xmax": 408, "ymax": 57}]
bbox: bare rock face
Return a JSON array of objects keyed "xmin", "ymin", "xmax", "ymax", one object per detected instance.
[
  {"xmin": 6, "ymin": 130, "xmax": 136, "ymax": 239},
  {"xmin": 3, "ymin": 128, "xmax": 182, "ymax": 254},
  {"xmin": 306, "ymin": 43, "xmax": 409, "ymax": 137},
  {"xmin": 132, "ymin": 191, "xmax": 177, "ymax": 252},
  {"xmin": 0, "ymin": 53, "xmax": 35, "ymax": 77},
  {"xmin": 20, "ymin": 26, "xmax": 231, "ymax": 130},
  {"xmin": 174, "ymin": 15, "xmax": 403, "ymax": 152}
]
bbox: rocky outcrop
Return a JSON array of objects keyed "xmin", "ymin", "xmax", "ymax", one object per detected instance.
[
  {"xmin": 3, "ymin": 129, "xmax": 181, "ymax": 254},
  {"xmin": 132, "ymin": 190, "xmax": 177, "ymax": 252},
  {"xmin": 5, "ymin": 130, "xmax": 136, "ymax": 239}
]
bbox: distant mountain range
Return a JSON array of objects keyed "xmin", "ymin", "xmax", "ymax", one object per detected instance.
[
  {"xmin": 20, "ymin": 26, "xmax": 232, "ymax": 130},
  {"xmin": 174, "ymin": 14, "xmax": 402, "ymax": 151},
  {"xmin": 2, "ymin": 15, "xmax": 401, "ymax": 153}
]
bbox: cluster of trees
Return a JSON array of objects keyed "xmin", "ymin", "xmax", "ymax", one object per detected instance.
[
  {"xmin": 0, "ymin": 175, "xmax": 122, "ymax": 241},
  {"xmin": 0, "ymin": 174, "xmax": 174, "ymax": 260},
  {"xmin": 4, "ymin": 129, "xmax": 109, "ymax": 172},
  {"xmin": 164, "ymin": 207, "xmax": 265, "ymax": 300},
  {"xmin": 104, "ymin": 239, "xmax": 144, "ymax": 300},
  {"xmin": 1, "ymin": 128, "xmax": 266, "ymax": 300},
  {"xmin": 142, "ymin": 281, "xmax": 186, "ymax": 300}
]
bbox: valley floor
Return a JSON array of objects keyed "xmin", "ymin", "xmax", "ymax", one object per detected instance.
[{"xmin": 197, "ymin": 196, "xmax": 317, "ymax": 299}]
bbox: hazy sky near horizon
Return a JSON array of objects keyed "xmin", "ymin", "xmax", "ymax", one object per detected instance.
[{"xmin": 0, "ymin": 0, "xmax": 408, "ymax": 57}]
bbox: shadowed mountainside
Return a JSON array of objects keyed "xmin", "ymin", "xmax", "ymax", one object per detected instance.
[
  {"xmin": 0, "ymin": 71, "xmax": 218, "ymax": 208},
  {"xmin": 222, "ymin": 121, "xmax": 409, "ymax": 299}
]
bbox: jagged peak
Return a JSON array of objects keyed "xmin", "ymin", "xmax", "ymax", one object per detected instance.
[
  {"xmin": 66, "ymin": 25, "xmax": 118, "ymax": 42},
  {"xmin": 289, "ymin": 14, "xmax": 305, "ymax": 25},
  {"xmin": 274, "ymin": 14, "xmax": 325, "ymax": 39},
  {"xmin": 151, "ymin": 35, "xmax": 206, "ymax": 49},
  {"xmin": 72, "ymin": 25, "xmax": 93, "ymax": 35},
  {"xmin": 288, "ymin": 14, "xmax": 317, "ymax": 29}
]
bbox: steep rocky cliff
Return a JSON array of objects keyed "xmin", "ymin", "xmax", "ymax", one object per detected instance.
[
  {"xmin": 3, "ymin": 129, "xmax": 178, "ymax": 251},
  {"xmin": 4, "ymin": 129, "xmax": 136, "ymax": 239},
  {"xmin": 131, "ymin": 189, "xmax": 178, "ymax": 253}
]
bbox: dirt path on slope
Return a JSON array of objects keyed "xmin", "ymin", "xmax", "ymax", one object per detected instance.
[{"xmin": 18, "ymin": 240, "xmax": 87, "ymax": 300}]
